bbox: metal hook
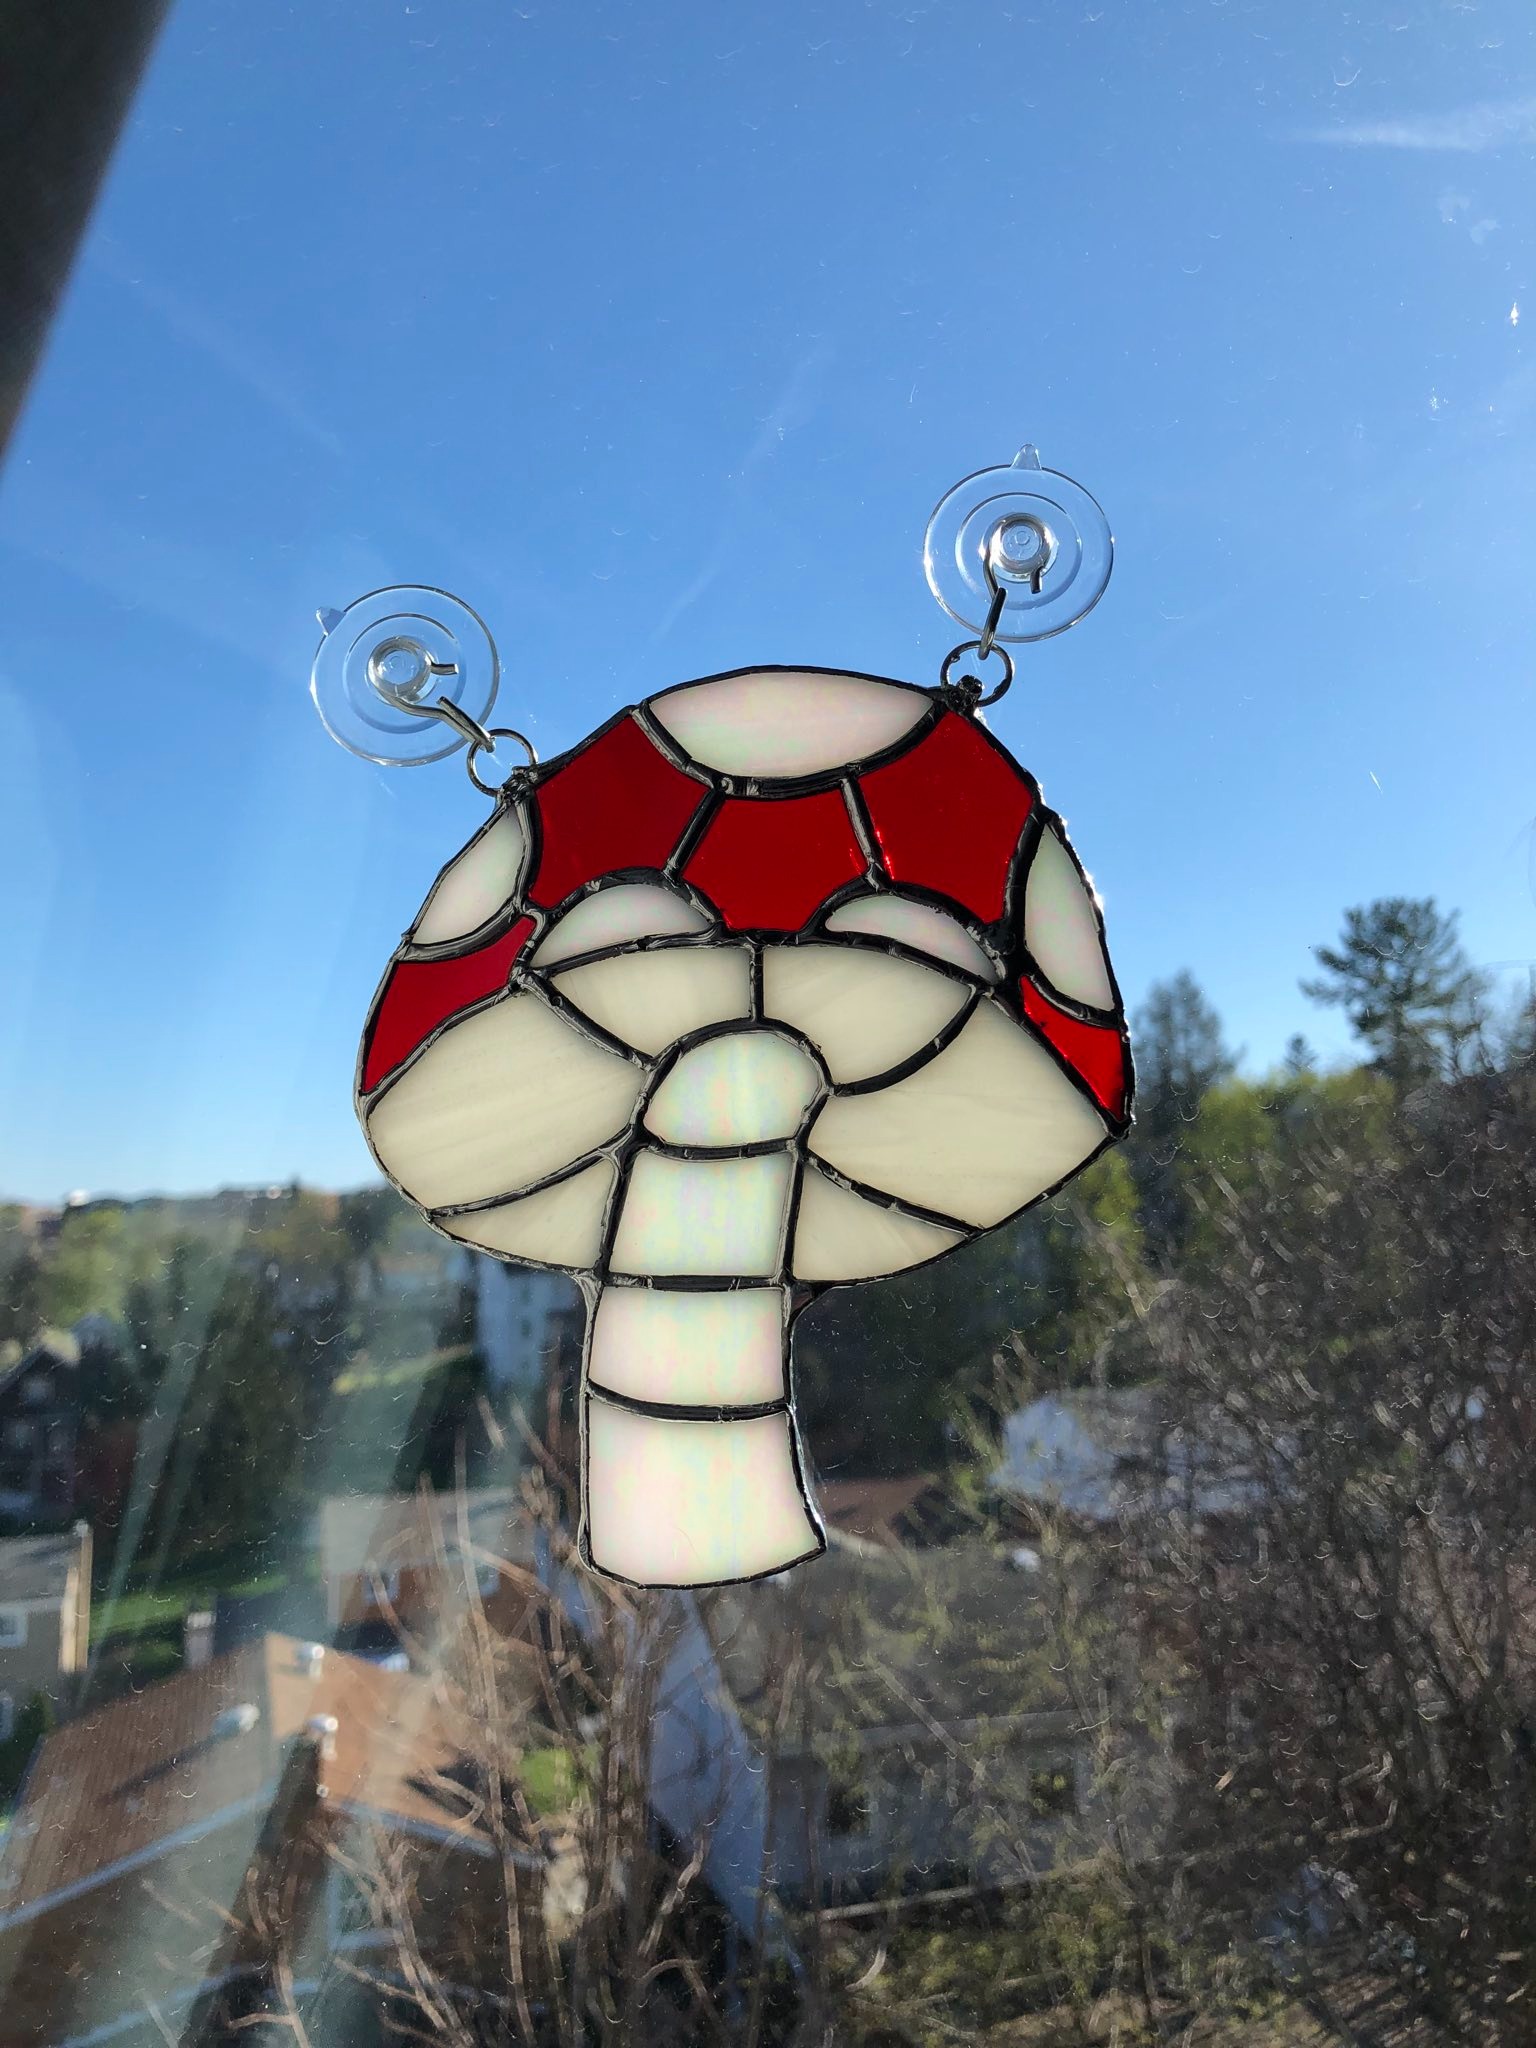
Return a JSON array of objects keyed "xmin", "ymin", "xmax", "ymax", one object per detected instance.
[
  {"xmin": 393, "ymin": 692, "xmax": 538, "ymax": 797},
  {"xmin": 976, "ymin": 574, "xmax": 1009, "ymax": 664}
]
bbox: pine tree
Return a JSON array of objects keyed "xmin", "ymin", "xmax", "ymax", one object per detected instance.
[
  {"xmin": 1301, "ymin": 896, "xmax": 1486, "ymax": 1093},
  {"xmin": 1128, "ymin": 971, "xmax": 1236, "ymax": 1261},
  {"xmin": 154, "ymin": 1269, "xmax": 306, "ymax": 1573},
  {"xmin": 1283, "ymin": 1032, "xmax": 1316, "ymax": 1077}
]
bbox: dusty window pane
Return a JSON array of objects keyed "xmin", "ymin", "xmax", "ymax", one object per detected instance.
[{"xmin": 0, "ymin": 0, "xmax": 1530, "ymax": 2042}]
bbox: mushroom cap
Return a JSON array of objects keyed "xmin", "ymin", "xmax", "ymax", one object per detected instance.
[{"xmin": 356, "ymin": 668, "xmax": 1132, "ymax": 1284}]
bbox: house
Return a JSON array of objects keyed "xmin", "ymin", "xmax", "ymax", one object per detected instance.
[
  {"xmin": 0, "ymin": 1526, "xmax": 91, "ymax": 1733},
  {"xmin": 541, "ymin": 1523, "xmax": 1166, "ymax": 1935},
  {"xmin": 816, "ymin": 1473, "xmax": 948, "ymax": 1550},
  {"xmin": 0, "ymin": 1633, "xmax": 548, "ymax": 2045},
  {"xmin": 990, "ymin": 1387, "xmax": 1260, "ymax": 1534},
  {"xmin": 315, "ymin": 1485, "xmax": 538, "ymax": 1649},
  {"xmin": 690, "ymin": 1536, "xmax": 1159, "ymax": 1907},
  {"xmin": 473, "ymin": 1255, "xmax": 580, "ymax": 1398},
  {"xmin": 0, "ymin": 1334, "xmax": 81, "ymax": 1524}
]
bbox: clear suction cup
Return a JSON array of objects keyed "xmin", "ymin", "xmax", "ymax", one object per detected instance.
[
  {"xmin": 310, "ymin": 586, "xmax": 500, "ymax": 765},
  {"xmin": 924, "ymin": 445, "xmax": 1113, "ymax": 645}
]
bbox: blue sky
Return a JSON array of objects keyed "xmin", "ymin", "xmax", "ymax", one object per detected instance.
[{"xmin": 0, "ymin": 0, "xmax": 1531, "ymax": 1201}]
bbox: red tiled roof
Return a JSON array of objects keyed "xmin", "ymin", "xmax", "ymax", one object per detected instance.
[
  {"xmin": 817, "ymin": 1474, "xmax": 939, "ymax": 1546},
  {"xmin": 0, "ymin": 1635, "xmax": 501, "ymax": 1919}
]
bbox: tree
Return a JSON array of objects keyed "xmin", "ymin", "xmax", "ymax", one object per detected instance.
[
  {"xmin": 1135, "ymin": 971, "xmax": 1236, "ymax": 1114},
  {"xmin": 1008, "ymin": 1149, "xmax": 1149, "ymax": 1387},
  {"xmin": 1301, "ymin": 896, "xmax": 1487, "ymax": 1093},
  {"xmin": 1128, "ymin": 971, "xmax": 1236, "ymax": 1260},
  {"xmin": 38, "ymin": 1204, "xmax": 129, "ymax": 1326},
  {"xmin": 1119, "ymin": 1061, "xmax": 1536, "ymax": 2040},
  {"xmin": 149, "ymin": 1268, "xmax": 308, "ymax": 1573},
  {"xmin": 1502, "ymin": 975, "xmax": 1536, "ymax": 1072},
  {"xmin": 0, "ymin": 1691, "xmax": 55, "ymax": 1802},
  {"xmin": 1282, "ymin": 1032, "xmax": 1315, "ymax": 1077},
  {"xmin": 0, "ymin": 1249, "xmax": 44, "ymax": 1349},
  {"xmin": 338, "ymin": 1184, "xmax": 399, "ymax": 1295}
]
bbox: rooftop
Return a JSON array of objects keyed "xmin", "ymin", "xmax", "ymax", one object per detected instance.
[
  {"xmin": 817, "ymin": 1474, "xmax": 942, "ymax": 1548},
  {"xmin": 0, "ymin": 1330, "xmax": 80, "ymax": 1393},
  {"xmin": 0, "ymin": 1633, "xmax": 514, "ymax": 1921},
  {"xmin": 697, "ymin": 1536, "xmax": 1094, "ymax": 1745},
  {"xmin": 990, "ymin": 1387, "xmax": 1259, "ymax": 1526},
  {"xmin": 0, "ymin": 1527, "xmax": 87, "ymax": 1606},
  {"xmin": 315, "ymin": 1484, "xmax": 536, "ymax": 1583}
]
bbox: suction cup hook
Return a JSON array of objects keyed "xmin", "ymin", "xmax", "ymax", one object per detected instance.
[
  {"xmin": 310, "ymin": 586, "xmax": 500, "ymax": 765},
  {"xmin": 924, "ymin": 445, "xmax": 1113, "ymax": 646}
]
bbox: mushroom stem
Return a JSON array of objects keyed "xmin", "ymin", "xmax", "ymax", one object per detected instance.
[{"xmin": 580, "ymin": 1274, "xmax": 825, "ymax": 1586}]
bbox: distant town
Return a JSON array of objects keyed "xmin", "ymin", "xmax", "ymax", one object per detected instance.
[{"xmin": 1, "ymin": 913, "xmax": 1532, "ymax": 2042}]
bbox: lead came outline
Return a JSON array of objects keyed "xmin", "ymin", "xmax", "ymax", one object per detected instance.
[{"xmin": 354, "ymin": 667, "xmax": 1135, "ymax": 1588}]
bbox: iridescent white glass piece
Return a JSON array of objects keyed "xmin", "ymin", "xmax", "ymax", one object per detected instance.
[
  {"xmin": 808, "ymin": 998, "xmax": 1106, "ymax": 1227},
  {"xmin": 649, "ymin": 669, "xmax": 928, "ymax": 777},
  {"xmin": 584, "ymin": 1398, "xmax": 822, "ymax": 1585},
  {"xmin": 366, "ymin": 994, "xmax": 643, "ymax": 1209},
  {"xmin": 440, "ymin": 1158, "xmax": 616, "ymax": 1267},
  {"xmin": 411, "ymin": 805, "xmax": 526, "ymax": 945},
  {"xmin": 529, "ymin": 881, "xmax": 712, "ymax": 967},
  {"xmin": 608, "ymin": 1150, "xmax": 793, "ymax": 1277},
  {"xmin": 1024, "ymin": 825, "xmax": 1114, "ymax": 1010},
  {"xmin": 824, "ymin": 892, "xmax": 998, "ymax": 980},
  {"xmin": 644, "ymin": 1029, "xmax": 821, "ymax": 1147},
  {"xmin": 588, "ymin": 1286, "xmax": 786, "ymax": 1407},
  {"xmin": 791, "ymin": 1167, "xmax": 962, "ymax": 1281},
  {"xmin": 551, "ymin": 947, "xmax": 752, "ymax": 1054}
]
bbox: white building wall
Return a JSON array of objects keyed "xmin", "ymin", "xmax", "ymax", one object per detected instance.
[{"xmin": 473, "ymin": 1255, "xmax": 573, "ymax": 1395}]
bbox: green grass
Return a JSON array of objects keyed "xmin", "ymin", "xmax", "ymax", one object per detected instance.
[
  {"xmin": 521, "ymin": 1744, "xmax": 596, "ymax": 1818},
  {"xmin": 91, "ymin": 1568, "xmax": 287, "ymax": 1647},
  {"xmin": 331, "ymin": 1343, "xmax": 464, "ymax": 1396},
  {"xmin": 84, "ymin": 1565, "xmax": 288, "ymax": 1706},
  {"xmin": 320, "ymin": 1342, "xmax": 487, "ymax": 1496}
]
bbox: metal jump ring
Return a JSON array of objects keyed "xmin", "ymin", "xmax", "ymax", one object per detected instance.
[
  {"xmin": 939, "ymin": 639, "xmax": 1015, "ymax": 709},
  {"xmin": 467, "ymin": 726, "xmax": 538, "ymax": 798}
]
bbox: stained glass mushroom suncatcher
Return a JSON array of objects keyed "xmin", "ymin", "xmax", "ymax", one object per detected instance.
[{"xmin": 357, "ymin": 668, "xmax": 1132, "ymax": 1587}]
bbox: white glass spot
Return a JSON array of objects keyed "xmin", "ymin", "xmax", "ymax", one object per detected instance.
[
  {"xmin": 411, "ymin": 806, "xmax": 527, "ymax": 946},
  {"xmin": 608, "ymin": 1150, "xmax": 793, "ymax": 1277},
  {"xmin": 1024, "ymin": 826, "xmax": 1115, "ymax": 1011},
  {"xmin": 808, "ymin": 998, "xmax": 1107, "ymax": 1227},
  {"xmin": 791, "ymin": 1168, "xmax": 962, "ymax": 1282},
  {"xmin": 439, "ymin": 1159, "xmax": 616, "ymax": 1268},
  {"xmin": 584, "ymin": 1398, "xmax": 822, "ymax": 1584},
  {"xmin": 588, "ymin": 1285, "xmax": 786, "ymax": 1407},
  {"xmin": 552, "ymin": 947, "xmax": 752, "ymax": 1055},
  {"xmin": 644, "ymin": 1030, "xmax": 821, "ymax": 1147},
  {"xmin": 647, "ymin": 669, "xmax": 929, "ymax": 778},
  {"xmin": 366, "ymin": 994, "xmax": 644, "ymax": 1210},
  {"xmin": 530, "ymin": 882, "xmax": 712, "ymax": 968},
  {"xmin": 824, "ymin": 893, "xmax": 998, "ymax": 980},
  {"xmin": 761, "ymin": 944, "xmax": 969, "ymax": 1084}
]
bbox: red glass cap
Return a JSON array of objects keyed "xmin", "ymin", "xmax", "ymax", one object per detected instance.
[
  {"xmin": 1019, "ymin": 977, "xmax": 1131, "ymax": 1126},
  {"xmin": 528, "ymin": 715, "xmax": 709, "ymax": 911},
  {"xmin": 858, "ymin": 711, "xmax": 1034, "ymax": 927},
  {"xmin": 362, "ymin": 917, "xmax": 534, "ymax": 1094},
  {"xmin": 682, "ymin": 788, "xmax": 868, "ymax": 932}
]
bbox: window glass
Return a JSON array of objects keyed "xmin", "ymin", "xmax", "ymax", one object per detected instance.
[{"xmin": 0, "ymin": 2, "xmax": 1532, "ymax": 2041}]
